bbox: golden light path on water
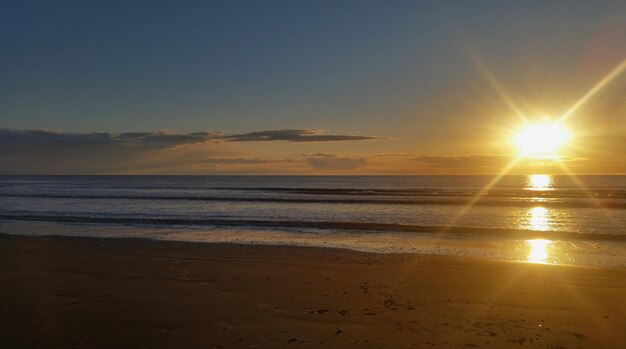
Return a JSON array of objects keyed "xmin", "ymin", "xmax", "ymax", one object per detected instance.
[
  {"xmin": 527, "ymin": 207, "xmax": 550, "ymax": 231},
  {"xmin": 528, "ymin": 174, "xmax": 553, "ymax": 191},
  {"xmin": 459, "ymin": 52, "xmax": 626, "ymax": 265},
  {"xmin": 527, "ymin": 239, "xmax": 552, "ymax": 264},
  {"xmin": 525, "ymin": 175, "xmax": 554, "ymax": 264}
]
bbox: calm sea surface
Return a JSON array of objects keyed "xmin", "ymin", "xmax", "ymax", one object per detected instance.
[{"xmin": 1, "ymin": 175, "xmax": 625, "ymax": 265}]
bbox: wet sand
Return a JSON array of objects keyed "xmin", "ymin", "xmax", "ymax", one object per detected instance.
[{"xmin": 1, "ymin": 234, "xmax": 625, "ymax": 348}]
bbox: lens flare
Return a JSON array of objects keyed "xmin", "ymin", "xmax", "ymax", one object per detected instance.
[{"xmin": 514, "ymin": 119, "xmax": 571, "ymax": 158}]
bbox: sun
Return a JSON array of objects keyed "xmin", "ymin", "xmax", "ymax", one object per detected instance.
[{"xmin": 514, "ymin": 119, "xmax": 571, "ymax": 158}]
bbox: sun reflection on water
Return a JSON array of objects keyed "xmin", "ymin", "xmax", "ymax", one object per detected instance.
[
  {"xmin": 527, "ymin": 174, "xmax": 554, "ymax": 191},
  {"xmin": 526, "ymin": 239, "xmax": 553, "ymax": 264},
  {"xmin": 522, "ymin": 206, "xmax": 556, "ymax": 263},
  {"xmin": 528, "ymin": 207, "xmax": 550, "ymax": 231}
]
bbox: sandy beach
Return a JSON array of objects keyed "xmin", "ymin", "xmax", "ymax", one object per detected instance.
[
  {"xmin": 0, "ymin": 235, "xmax": 626, "ymax": 348},
  {"xmin": 1, "ymin": 234, "xmax": 624, "ymax": 348}
]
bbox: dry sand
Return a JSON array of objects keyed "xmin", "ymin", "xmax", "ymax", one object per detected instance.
[{"xmin": 1, "ymin": 234, "xmax": 625, "ymax": 348}]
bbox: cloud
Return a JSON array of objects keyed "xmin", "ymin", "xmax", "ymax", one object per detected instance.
[
  {"xmin": 198, "ymin": 158, "xmax": 272, "ymax": 164},
  {"xmin": 198, "ymin": 158, "xmax": 297, "ymax": 165},
  {"xmin": 0, "ymin": 129, "xmax": 221, "ymax": 149},
  {"xmin": 305, "ymin": 153, "xmax": 368, "ymax": 171},
  {"xmin": 0, "ymin": 129, "xmax": 233, "ymax": 174},
  {"xmin": 1, "ymin": 128, "xmax": 378, "ymax": 174},
  {"xmin": 225, "ymin": 128, "xmax": 385, "ymax": 142},
  {"xmin": 412, "ymin": 155, "xmax": 515, "ymax": 167},
  {"xmin": 0, "ymin": 128, "xmax": 383, "ymax": 145},
  {"xmin": 411, "ymin": 155, "xmax": 594, "ymax": 168},
  {"xmin": 407, "ymin": 154, "xmax": 604, "ymax": 174}
]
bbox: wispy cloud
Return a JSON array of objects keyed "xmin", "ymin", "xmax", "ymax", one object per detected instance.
[
  {"xmin": 0, "ymin": 128, "xmax": 380, "ymax": 174},
  {"xmin": 0, "ymin": 129, "xmax": 227, "ymax": 174},
  {"xmin": 2, "ymin": 129, "xmax": 608, "ymax": 174},
  {"xmin": 225, "ymin": 129, "xmax": 385, "ymax": 142},
  {"xmin": 0, "ymin": 129, "xmax": 221, "ymax": 148},
  {"xmin": 0, "ymin": 128, "xmax": 384, "ymax": 145},
  {"xmin": 412, "ymin": 155, "xmax": 515, "ymax": 167},
  {"xmin": 305, "ymin": 153, "xmax": 368, "ymax": 171}
]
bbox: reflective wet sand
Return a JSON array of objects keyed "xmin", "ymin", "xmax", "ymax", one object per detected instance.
[{"xmin": 2, "ymin": 234, "xmax": 625, "ymax": 349}]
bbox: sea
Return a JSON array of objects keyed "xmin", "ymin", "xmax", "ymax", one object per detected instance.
[{"xmin": 1, "ymin": 175, "xmax": 625, "ymax": 266}]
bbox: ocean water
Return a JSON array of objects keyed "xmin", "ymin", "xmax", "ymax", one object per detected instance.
[{"xmin": 1, "ymin": 175, "xmax": 625, "ymax": 266}]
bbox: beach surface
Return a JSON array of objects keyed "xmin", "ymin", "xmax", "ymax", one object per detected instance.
[{"xmin": 1, "ymin": 234, "xmax": 625, "ymax": 348}]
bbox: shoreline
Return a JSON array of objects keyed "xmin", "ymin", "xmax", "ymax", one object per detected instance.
[
  {"xmin": 2, "ymin": 231, "xmax": 624, "ymax": 271},
  {"xmin": 2, "ymin": 233, "xmax": 625, "ymax": 348},
  {"xmin": 2, "ymin": 220, "xmax": 626, "ymax": 268}
]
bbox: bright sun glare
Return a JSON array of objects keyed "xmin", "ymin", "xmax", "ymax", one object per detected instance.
[
  {"xmin": 514, "ymin": 119, "xmax": 571, "ymax": 158},
  {"xmin": 527, "ymin": 239, "xmax": 552, "ymax": 264},
  {"xmin": 528, "ymin": 174, "xmax": 553, "ymax": 191}
]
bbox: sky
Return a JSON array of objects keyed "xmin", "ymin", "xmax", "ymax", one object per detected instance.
[{"xmin": 1, "ymin": 0, "xmax": 625, "ymax": 174}]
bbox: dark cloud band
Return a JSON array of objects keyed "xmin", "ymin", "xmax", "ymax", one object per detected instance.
[
  {"xmin": 0, "ymin": 128, "xmax": 383, "ymax": 146},
  {"xmin": 225, "ymin": 129, "xmax": 384, "ymax": 142}
]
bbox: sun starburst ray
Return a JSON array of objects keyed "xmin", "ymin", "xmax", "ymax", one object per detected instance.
[{"xmin": 558, "ymin": 59, "xmax": 626, "ymax": 123}]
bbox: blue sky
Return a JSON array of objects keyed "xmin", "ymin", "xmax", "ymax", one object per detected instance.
[{"xmin": 1, "ymin": 1, "xmax": 625, "ymax": 174}]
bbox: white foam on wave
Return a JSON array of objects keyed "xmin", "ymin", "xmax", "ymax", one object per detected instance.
[{"xmin": 2, "ymin": 221, "xmax": 625, "ymax": 267}]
